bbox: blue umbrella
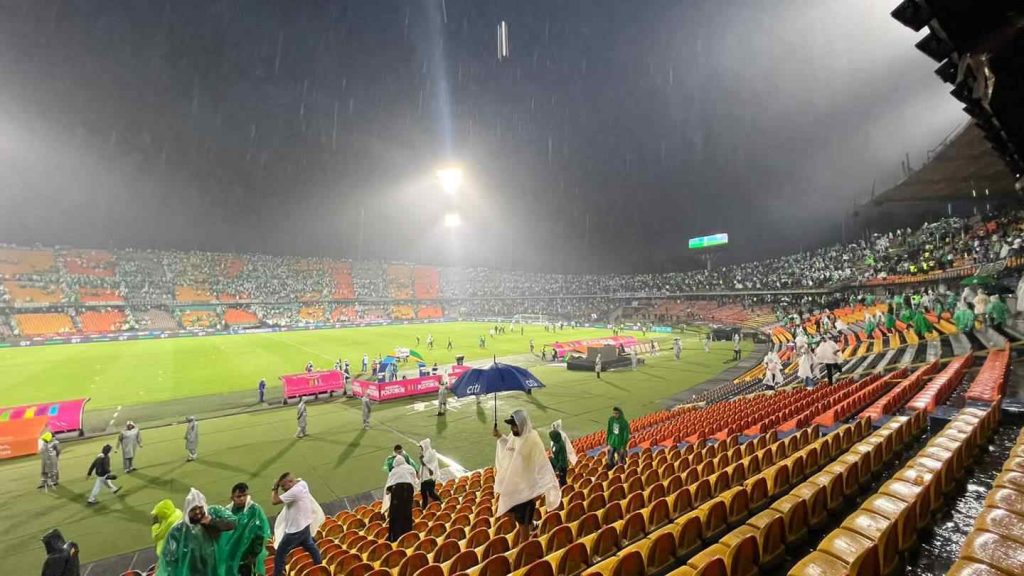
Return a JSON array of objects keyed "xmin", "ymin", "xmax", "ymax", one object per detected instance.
[
  {"xmin": 450, "ymin": 362, "xmax": 546, "ymax": 422},
  {"xmin": 380, "ymin": 355, "xmax": 398, "ymax": 365}
]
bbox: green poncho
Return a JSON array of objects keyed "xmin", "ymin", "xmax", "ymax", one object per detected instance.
[
  {"xmin": 158, "ymin": 489, "xmax": 236, "ymax": 576},
  {"xmin": 912, "ymin": 311, "xmax": 933, "ymax": 338},
  {"xmin": 899, "ymin": 309, "xmax": 915, "ymax": 325},
  {"xmin": 548, "ymin": 429, "xmax": 568, "ymax": 472},
  {"xmin": 218, "ymin": 498, "xmax": 271, "ymax": 575},
  {"xmin": 884, "ymin": 313, "xmax": 896, "ymax": 331},
  {"xmin": 864, "ymin": 320, "xmax": 876, "ymax": 336},
  {"xmin": 606, "ymin": 413, "xmax": 630, "ymax": 451},
  {"xmin": 953, "ymin": 307, "xmax": 975, "ymax": 333},
  {"xmin": 152, "ymin": 499, "xmax": 183, "ymax": 557},
  {"xmin": 987, "ymin": 299, "xmax": 1009, "ymax": 327}
]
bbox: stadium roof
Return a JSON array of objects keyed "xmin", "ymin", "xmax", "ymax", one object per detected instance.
[
  {"xmin": 871, "ymin": 122, "xmax": 1017, "ymax": 204},
  {"xmin": 891, "ymin": 0, "xmax": 1024, "ymax": 182}
]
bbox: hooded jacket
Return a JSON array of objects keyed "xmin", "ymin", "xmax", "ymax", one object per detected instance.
[
  {"xmin": 151, "ymin": 499, "xmax": 183, "ymax": 556},
  {"xmin": 41, "ymin": 529, "xmax": 79, "ymax": 576},
  {"xmin": 494, "ymin": 409, "xmax": 562, "ymax": 516}
]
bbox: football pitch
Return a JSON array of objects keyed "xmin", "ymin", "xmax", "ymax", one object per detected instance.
[{"xmin": 0, "ymin": 322, "xmax": 754, "ymax": 574}]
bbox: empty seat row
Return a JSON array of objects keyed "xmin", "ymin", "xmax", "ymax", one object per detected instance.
[
  {"xmin": 790, "ymin": 405, "xmax": 998, "ymax": 576},
  {"xmin": 904, "ymin": 355, "xmax": 973, "ymax": 413},
  {"xmin": 861, "ymin": 361, "xmax": 939, "ymax": 421},
  {"xmin": 964, "ymin": 346, "xmax": 1011, "ymax": 404}
]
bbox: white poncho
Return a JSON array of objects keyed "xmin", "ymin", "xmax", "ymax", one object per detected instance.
[
  {"xmin": 272, "ymin": 480, "xmax": 325, "ymax": 547},
  {"xmin": 494, "ymin": 410, "xmax": 562, "ymax": 517},
  {"xmin": 550, "ymin": 420, "xmax": 578, "ymax": 465}
]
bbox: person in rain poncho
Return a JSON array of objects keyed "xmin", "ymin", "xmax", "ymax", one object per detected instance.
[
  {"xmin": 814, "ymin": 337, "xmax": 843, "ymax": 386},
  {"xmin": 594, "ymin": 354, "xmax": 602, "ymax": 379},
  {"xmin": 384, "ymin": 444, "xmax": 420, "ymax": 473},
  {"xmin": 673, "ymin": 338, "xmax": 681, "ymax": 360},
  {"xmin": 436, "ymin": 379, "xmax": 448, "ymax": 416},
  {"xmin": 38, "ymin": 431, "xmax": 61, "ymax": 489},
  {"xmin": 884, "ymin": 306, "xmax": 897, "ymax": 331},
  {"xmin": 117, "ymin": 421, "xmax": 142, "ymax": 473},
  {"xmin": 157, "ymin": 488, "xmax": 236, "ymax": 576},
  {"xmin": 631, "ymin": 346, "xmax": 639, "ymax": 368},
  {"xmin": 797, "ymin": 342, "xmax": 816, "ymax": 388},
  {"xmin": 912, "ymin": 309, "xmax": 933, "ymax": 338},
  {"xmin": 703, "ymin": 333, "xmax": 711, "ymax": 353},
  {"xmin": 382, "ymin": 456, "xmax": 417, "ymax": 542},
  {"xmin": 361, "ymin": 394, "xmax": 372, "ymax": 429},
  {"xmin": 874, "ymin": 309, "xmax": 886, "ymax": 330},
  {"xmin": 295, "ymin": 399, "xmax": 307, "ymax": 438},
  {"xmin": 987, "ymin": 294, "xmax": 1009, "ymax": 329},
  {"xmin": 40, "ymin": 528, "xmax": 79, "ymax": 576},
  {"xmin": 270, "ymin": 472, "xmax": 325, "ymax": 576},
  {"xmin": 550, "ymin": 420, "xmax": 578, "ymax": 466},
  {"xmin": 973, "ymin": 290, "xmax": 989, "ymax": 325},
  {"xmin": 606, "ymin": 407, "xmax": 630, "ymax": 469},
  {"xmin": 418, "ymin": 439, "xmax": 443, "ymax": 509},
  {"xmin": 548, "ymin": 429, "xmax": 569, "ymax": 487},
  {"xmin": 863, "ymin": 316, "xmax": 876, "ymax": 338},
  {"xmin": 219, "ymin": 482, "xmax": 271, "ymax": 576},
  {"xmin": 151, "ymin": 499, "xmax": 183, "ymax": 559},
  {"xmin": 492, "ymin": 409, "xmax": 562, "ymax": 546},
  {"xmin": 953, "ymin": 302, "xmax": 976, "ymax": 334},
  {"xmin": 185, "ymin": 417, "xmax": 199, "ymax": 461},
  {"xmin": 762, "ymin": 350, "xmax": 783, "ymax": 391}
]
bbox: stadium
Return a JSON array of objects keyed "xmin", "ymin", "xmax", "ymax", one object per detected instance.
[{"xmin": 2, "ymin": 2, "xmax": 1024, "ymax": 576}]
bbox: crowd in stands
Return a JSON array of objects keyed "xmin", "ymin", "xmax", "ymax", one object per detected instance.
[{"xmin": 2, "ymin": 209, "xmax": 1024, "ymax": 338}]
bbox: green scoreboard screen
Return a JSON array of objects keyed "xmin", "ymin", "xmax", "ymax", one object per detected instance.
[{"xmin": 688, "ymin": 233, "xmax": 729, "ymax": 250}]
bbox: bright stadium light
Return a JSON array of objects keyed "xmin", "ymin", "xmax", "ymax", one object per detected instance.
[
  {"xmin": 444, "ymin": 212, "xmax": 462, "ymax": 228},
  {"xmin": 436, "ymin": 166, "xmax": 464, "ymax": 194}
]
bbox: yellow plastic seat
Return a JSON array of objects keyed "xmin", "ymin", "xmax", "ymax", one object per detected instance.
[
  {"xmin": 769, "ymin": 494, "xmax": 809, "ymax": 546},
  {"xmin": 742, "ymin": 510, "xmax": 787, "ymax": 569},
  {"xmin": 543, "ymin": 541, "xmax": 588, "ymax": 576},
  {"xmin": 840, "ymin": 511, "xmax": 899, "ymax": 576},
  {"xmin": 809, "ymin": 471, "xmax": 845, "ymax": 512},
  {"xmin": 719, "ymin": 487, "xmax": 749, "ymax": 528},
  {"xmin": 695, "ymin": 498, "xmax": 728, "ymax": 542},
  {"xmin": 878, "ymin": 480, "xmax": 930, "ymax": 530},
  {"xmin": 576, "ymin": 525, "xmax": 618, "ymax": 565},
  {"xmin": 687, "ymin": 541, "xmax": 758, "ymax": 576},
  {"xmin": 816, "ymin": 528, "xmax": 881, "ymax": 576},
  {"xmin": 892, "ymin": 467, "xmax": 941, "ymax": 515},
  {"xmin": 985, "ymin": 487, "xmax": 1024, "ymax": 517},
  {"xmin": 671, "ymin": 513, "xmax": 704, "ymax": 561},
  {"xmin": 994, "ymin": 471, "xmax": 1024, "ymax": 493},
  {"xmin": 974, "ymin": 508, "xmax": 1024, "ymax": 544},
  {"xmin": 860, "ymin": 495, "xmax": 917, "ymax": 553},
  {"xmin": 581, "ymin": 549, "xmax": 645, "ymax": 576},
  {"xmin": 958, "ymin": 530, "xmax": 1024, "ymax": 576},
  {"xmin": 789, "ymin": 482, "xmax": 828, "ymax": 530},
  {"xmin": 946, "ymin": 559, "xmax": 1015, "ymax": 576}
]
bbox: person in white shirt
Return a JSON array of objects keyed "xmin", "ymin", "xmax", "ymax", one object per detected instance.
[
  {"xmin": 492, "ymin": 410, "xmax": 562, "ymax": 546},
  {"xmin": 270, "ymin": 473, "xmax": 325, "ymax": 576}
]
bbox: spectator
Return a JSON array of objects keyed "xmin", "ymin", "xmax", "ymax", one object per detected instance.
[
  {"xmin": 605, "ymin": 407, "xmax": 630, "ymax": 469},
  {"xmin": 40, "ymin": 529, "xmax": 79, "ymax": 576},
  {"xmin": 492, "ymin": 409, "xmax": 562, "ymax": 546},
  {"xmin": 383, "ymin": 457, "xmax": 417, "ymax": 542},
  {"xmin": 270, "ymin": 473, "xmax": 325, "ymax": 576}
]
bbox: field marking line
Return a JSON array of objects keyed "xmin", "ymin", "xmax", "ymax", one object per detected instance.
[{"xmin": 261, "ymin": 333, "xmax": 336, "ymax": 361}]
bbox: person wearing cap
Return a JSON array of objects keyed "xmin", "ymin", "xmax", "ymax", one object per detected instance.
[
  {"xmin": 548, "ymin": 429, "xmax": 569, "ymax": 487},
  {"xmin": 157, "ymin": 488, "xmax": 236, "ymax": 576},
  {"xmin": 117, "ymin": 421, "xmax": 142, "ymax": 473},
  {"xmin": 605, "ymin": 407, "xmax": 630, "ymax": 469},
  {"xmin": 492, "ymin": 409, "xmax": 562, "ymax": 546},
  {"xmin": 38, "ymin": 431, "xmax": 61, "ymax": 489},
  {"xmin": 184, "ymin": 416, "xmax": 199, "ymax": 462}
]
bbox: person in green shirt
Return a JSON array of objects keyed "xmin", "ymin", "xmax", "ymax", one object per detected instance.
[
  {"xmin": 987, "ymin": 295, "xmax": 1009, "ymax": 329},
  {"xmin": 899, "ymin": 307, "xmax": 915, "ymax": 325},
  {"xmin": 884, "ymin": 306, "xmax": 897, "ymax": 331},
  {"xmin": 219, "ymin": 482, "xmax": 271, "ymax": 576},
  {"xmin": 158, "ymin": 488, "xmax": 236, "ymax": 576},
  {"xmin": 953, "ymin": 302, "xmax": 976, "ymax": 334},
  {"xmin": 383, "ymin": 445, "xmax": 420, "ymax": 473},
  {"xmin": 606, "ymin": 407, "xmax": 630, "ymax": 470},
  {"xmin": 912, "ymin": 309, "xmax": 933, "ymax": 338},
  {"xmin": 548, "ymin": 429, "xmax": 569, "ymax": 487}
]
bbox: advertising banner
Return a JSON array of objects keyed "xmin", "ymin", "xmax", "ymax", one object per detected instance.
[
  {"xmin": 281, "ymin": 370, "xmax": 345, "ymax": 399},
  {"xmin": 550, "ymin": 336, "xmax": 638, "ymax": 359},
  {"xmin": 0, "ymin": 398, "xmax": 89, "ymax": 434},
  {"xmin": 351, "ymin": 375, "xmax": 442, "ymax": 402}
]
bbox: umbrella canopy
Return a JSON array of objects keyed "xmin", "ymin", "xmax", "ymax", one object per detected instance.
[
  {"xmin": 961, "ymin": 275, "xmax": 995, "ymax": 287},
  {"xmin": 380, "ymin": 355, "xmax": 398, "ymax": 365},
  {"xmin": 450, "ymin": 363, "xmax": 546, "ymax": 398}
]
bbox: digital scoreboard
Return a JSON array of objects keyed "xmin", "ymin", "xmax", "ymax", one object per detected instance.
[{"xmin": 688, "ymin": 233, "xmax": 729, "ymax": 250}]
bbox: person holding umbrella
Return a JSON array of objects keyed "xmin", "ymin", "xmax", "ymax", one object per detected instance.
[{"xmin": 491, "ymin": 409, "xmax": 561, "ymax": 546}]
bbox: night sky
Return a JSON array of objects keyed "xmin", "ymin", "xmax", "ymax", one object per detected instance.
[{"xmin": 0, "ymin": 0, "xmax": 965, "ymax": 272}]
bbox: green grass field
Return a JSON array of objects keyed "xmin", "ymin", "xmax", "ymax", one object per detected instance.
[{"xmin": 0, "ymin": 322, "xmax": 753, "ymax": 574}]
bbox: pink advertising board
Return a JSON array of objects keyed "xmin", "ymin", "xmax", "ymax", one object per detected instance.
[
  {"xmin": 0, "ymin": 397, "xmax": 89, "ymax": 434},
  {"xmin": 550, "ymin": 335, "xmax": 638, "ymax": 358},
  {"xmin": 352, "ymin": 374, "xmax": 442, "ymax": 402},
  {"xmin": 281, "ymin": 370, "xmax": 345, "ymax": 399}
]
